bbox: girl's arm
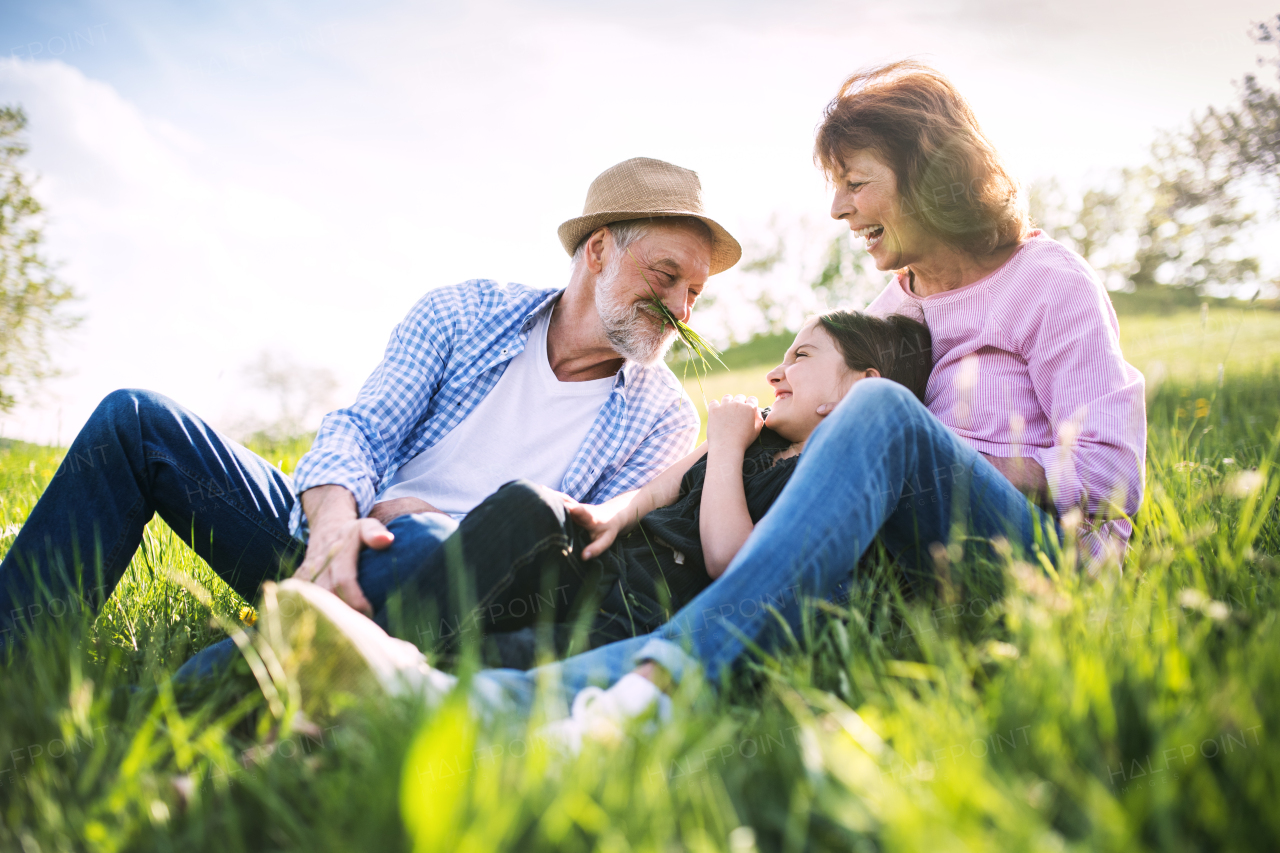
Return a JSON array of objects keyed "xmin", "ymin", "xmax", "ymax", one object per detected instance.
[
  {"xmin": 700, "ymin": 395, "xmax": 764, "ymax": 579},
  {"xmin": 565, "ymin": 442, "xmax": 708, "ymax": 560}
]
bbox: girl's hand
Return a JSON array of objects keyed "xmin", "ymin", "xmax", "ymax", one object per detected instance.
[
  {"xmin": 706, "ymin": 394, "xmax": 764, "ymax": 454},
  {"xmin": 562, "ymin": 493, "xmax": 635, "ymax": 560}
]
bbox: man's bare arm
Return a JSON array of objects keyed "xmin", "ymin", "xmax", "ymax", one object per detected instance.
[
  {"xmin": 293, "ymin": 485, "xmax": 395, "ymax": 616},
  {"xmin": 368, "ymin": 496, "xmax": 446, "ymax": 526}
]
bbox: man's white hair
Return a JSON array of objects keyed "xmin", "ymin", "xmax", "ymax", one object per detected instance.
[{"xmin": 570, "ymin": 217, "xmax": 712, "ymax": 270}]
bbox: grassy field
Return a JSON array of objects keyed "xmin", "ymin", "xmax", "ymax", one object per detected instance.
[
  {"xmin": 683, "ymin": 301, "xmax": 1280, "ymax": 439},
  {"xmin": 1, "ymin": 300, "xmax": 1279, "ymax": 851}
]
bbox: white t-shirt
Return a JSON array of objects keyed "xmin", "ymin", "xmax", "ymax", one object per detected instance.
[{"xmin": 375, "ymin": 309, "xmax": 615, "ymax": 518}]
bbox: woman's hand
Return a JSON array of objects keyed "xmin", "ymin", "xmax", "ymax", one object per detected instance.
[
  {"xmin": 562, "ymin": 493, "xmax": 639, "ymax": 560},
  {"xmin": 981, "ymin": 453, "xmax": 1050, "ymax": 505},
  {"xmin": 706, "ymin": 395, "xmax": 764, "ymax": 454}
]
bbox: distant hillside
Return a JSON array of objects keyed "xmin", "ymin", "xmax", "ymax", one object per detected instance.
[
  {"xmin": 673, "ymin": 289, "xmax": 1279, "ymax": 375},
  {"xmin": 1107, "ymin": 288, "xmax": 1277, "ymax": 316}
]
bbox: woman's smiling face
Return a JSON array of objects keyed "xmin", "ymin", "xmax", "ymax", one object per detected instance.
[
  {"xmin": 829, "ymin": 149, "xmax": 940, "ymax": 272},
  {"xmin": 763, "ymin": 318, "xmax": 865, "ymax": 443}
]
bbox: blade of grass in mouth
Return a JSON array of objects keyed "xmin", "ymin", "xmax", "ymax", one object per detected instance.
[{"xmin": 626, "ymin": 248, "xmax": 726, "ymax": 374}]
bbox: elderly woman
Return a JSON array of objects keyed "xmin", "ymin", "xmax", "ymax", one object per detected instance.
[
  {"xmin": 259, "ymin": 61, "xmax": 1147, "ymax": 742},
  {"xmin": 819, "ymin": 61, "xmax": 1145, "ymax": 558}
]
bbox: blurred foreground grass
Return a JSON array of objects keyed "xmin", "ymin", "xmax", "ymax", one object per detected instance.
[{"xmin": 0, "ymin": 301, "xmax": 1278, "ymax": 851}]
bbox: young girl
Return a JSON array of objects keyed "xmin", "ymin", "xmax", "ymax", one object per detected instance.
[{"xmin": 379, "ymin": 309, "xmax": 932, "ymax": 664}]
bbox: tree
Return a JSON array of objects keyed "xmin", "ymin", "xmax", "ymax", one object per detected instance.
[
  {"xmin": 732, "ymin": 223, "xmax": 889, "ymax": 339},
  {"xmin": 237, "ymin": 349, "xmax": 339, "ymax": 442},
  {"xmin": 809, "ymin": 231, "xmax": 881, "ymax": 311},
  {"xmin": 1122, "ymin": 130, "xmax": 1259, "ymax": 291},
  {"xmin": 738, "ymin": 227, "xmax": 792, "ymax": 337},
  {"xmin": 1202, "ymin": 14, "xmax": 1280, "ymax": 199},
  {"xmin": 1027, "ymin": 130, "xmax": 1259, "ymax": 293},
  {"xmin": 0, "ymin": 106, "xmax": 78, "ymax": 412}
]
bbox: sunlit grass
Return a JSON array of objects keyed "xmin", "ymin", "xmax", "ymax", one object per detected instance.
[{"xmin": 0, "ymin": 314, "xmax": 1278, "ymax": 850}]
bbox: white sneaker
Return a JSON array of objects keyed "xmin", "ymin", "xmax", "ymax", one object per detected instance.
[
  {"xmin": 257, "ymin": 579, "xmax": 457, "ymax": 720},
  {"xmin": 538, "ymin": 673, "xmax": 672, "ymax": 755}
]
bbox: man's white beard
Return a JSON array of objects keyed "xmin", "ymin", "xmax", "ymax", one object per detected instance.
[{"xmin": 594, "ymin": 262, "xmax": 676, "ymax": 366}]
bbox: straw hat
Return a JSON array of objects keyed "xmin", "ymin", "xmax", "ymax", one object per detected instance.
[{"xmin": 557, "ymin": 157, "xmax": 742, "ymax": 275}]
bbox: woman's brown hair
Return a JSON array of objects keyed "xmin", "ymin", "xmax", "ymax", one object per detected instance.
[
  {"xmin": 815, "ymin": 60, "xmax": 1029, "ymax": 258},
  {"xmin": 817, "ymin": 310, "xmax": 933, "ymax": 402}
]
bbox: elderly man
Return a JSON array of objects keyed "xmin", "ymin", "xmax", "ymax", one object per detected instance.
[{"xmin": 0, "ymin": 157, "xmax": 741, "ymax": 652}]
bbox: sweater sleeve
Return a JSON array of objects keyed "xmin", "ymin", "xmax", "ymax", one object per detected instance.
[{"xmin": 1017, "ymin": 261, "xmax": 1146, "ymax": 532}]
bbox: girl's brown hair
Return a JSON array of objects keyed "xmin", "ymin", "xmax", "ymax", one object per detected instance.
[
  {"xmin": 818, "ymin": 310, "xmax": 933, "ymax": 402},
  {"xmin": 815, "ymin": 60, "xmax": 1029, "ymax": 258}
]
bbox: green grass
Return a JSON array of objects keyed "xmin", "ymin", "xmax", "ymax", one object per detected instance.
[
  {"xmin": 684, "ymin": 300, "xmax": 1280, "ymax": 441},
  {"xmin": 2, "ymin": 306, "xmax": 1279, "ymax": 851}
]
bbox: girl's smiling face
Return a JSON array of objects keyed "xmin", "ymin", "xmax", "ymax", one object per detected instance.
[{"xmin": 764, "ymin": 318, "xmax": 870, "ymax": 443}]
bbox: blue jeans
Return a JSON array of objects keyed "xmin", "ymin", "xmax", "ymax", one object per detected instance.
[
  {"xmin": 0, "ymin": 389, "xmax": 461, "ymax": 660},
  {"xmin": 476, "ymin": 378, "xmax": 1062, "ymax": 709}
]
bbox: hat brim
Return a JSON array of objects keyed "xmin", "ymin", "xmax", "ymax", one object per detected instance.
[{"xmin": 557, "ymin": 210, "xmax": 742, "ymax": 276}]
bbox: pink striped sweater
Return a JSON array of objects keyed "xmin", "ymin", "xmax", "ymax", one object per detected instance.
[{"xmin": 866, "ymin": 231, "xmax": 1146, "ymax": 559}]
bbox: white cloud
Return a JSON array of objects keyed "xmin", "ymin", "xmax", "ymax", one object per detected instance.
[{"xmin": 0, "ymin": 0, "xmax": 1275, "ymax": 444}]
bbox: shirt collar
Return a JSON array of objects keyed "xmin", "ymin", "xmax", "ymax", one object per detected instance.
[
  {"xmin": 520, "ymin": 288, "xmax": 638, "ymax": 391},
  {"xmin": 521, "ymin": 289, "xmax": 563, "ymax": 332}
]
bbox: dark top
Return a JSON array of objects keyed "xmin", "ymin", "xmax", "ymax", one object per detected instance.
[
  {"xmin": 588, "ymin": 414, "xmax": 800, "ymax": 641},
  {"xmin": 640, "ymin": 419, "xmax": 799, "ymax": 576},
  {"xmin": 483, "ymin": 416, "xmax": 802, "ymax": 666}
]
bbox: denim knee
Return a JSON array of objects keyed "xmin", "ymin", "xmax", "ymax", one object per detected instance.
[
  {"xmin": 841, "ymin": 376, "xmax": 926, "ymax": 419},
  {"xmin": 381, "ymin": 511, "xmax": 459, "ymax": 550},
  {"xmin": 482, "ymin": 479, "xmax": 566, "ymax": 525},
  {"xmin": 820, "ymin": 377, "xmax": 930, "ymax": 446},
  {"xmin": 95, "ymin": 388, "xmax": 179, "ymax": 433}
]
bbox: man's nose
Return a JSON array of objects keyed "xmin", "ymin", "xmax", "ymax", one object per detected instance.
[{"xmin": 666, "ymin": 291, "xmax": 692, "ymax": 324}]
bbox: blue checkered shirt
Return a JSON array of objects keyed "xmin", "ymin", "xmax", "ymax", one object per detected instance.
[{"xmin": 289, "ymin": 280, "xmax": 701, "ymax": 535}]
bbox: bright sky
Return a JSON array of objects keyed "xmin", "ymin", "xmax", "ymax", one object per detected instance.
[{"xmin": 0, "ymin": 0, "xmax": 1274, "ymax": 443}]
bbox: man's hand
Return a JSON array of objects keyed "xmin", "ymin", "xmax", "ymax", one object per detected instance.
[
  {"xmin": 706, "ymin": 395, "xmax": 764, "ymax": 454},
  {"xmin": 369, "ymin": 496, "xmax": 445, "ymax": 526},
  {"xmin": 293, "ymin": 485, "xmax": 393, "ymax": 617}
]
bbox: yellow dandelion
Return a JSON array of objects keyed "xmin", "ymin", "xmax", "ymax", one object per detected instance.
[
  {"xmin": 1195, "ymin": 398, "xmax": 1210, "ymax": 419},
  {"xmin": 239, "ymin": 605, "xmax": 258, "ymax": 626}
]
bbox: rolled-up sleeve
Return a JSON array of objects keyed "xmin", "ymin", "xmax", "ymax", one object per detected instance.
[
  {"xmin": 1023, "ymin": 273, "xmax": 1146, "ymax": 531},
  {"xmin": 292, "ymin": 290, "xmax": 459, "ymax": 521}
]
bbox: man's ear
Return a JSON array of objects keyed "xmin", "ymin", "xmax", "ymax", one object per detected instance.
[{"xmin": 584, "ymin": 228, "xmax": 609, "ymax": 275}]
